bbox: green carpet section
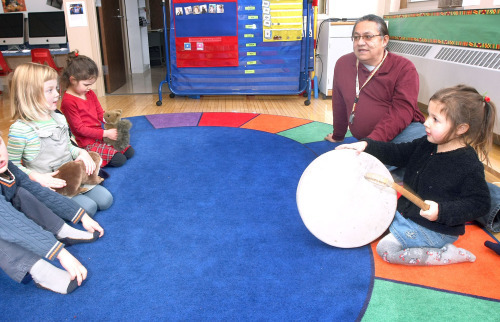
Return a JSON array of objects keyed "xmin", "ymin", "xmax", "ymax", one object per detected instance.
[
  {"xmin": 362, "ymin": 279, "xmax": 500, "ymax": 321},
  {"xmin": 278, "ymin": 122, "xmax": 352, "ymax": 144}
]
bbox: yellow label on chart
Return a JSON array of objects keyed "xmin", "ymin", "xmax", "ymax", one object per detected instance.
[
  {"xmin": 264, "ymin": 29, "xmax": 303, "ymax": 42},
  {"xmin": 247, "ymin": 61, "xmax": 257, "ymax": 65},
  {"xmin": 248, "ymin": 15, "xmax": 258, "ymax": 19},
  {"xmin": 262, "ymin": 0, "xmax": 303, "ymax": 42},
  {"xmin": 245, "ymin": 70, "xmax": 255, "ymax": 74},
  {"xmin": 246, "ymin": 43, "xmax": 256, "ymax": 47},
  {"xmin": 247, "ymin": 52, "xmax": 256, "ymax": 56},
  {"xmin": 245, "ymin": 6, "xmax": 255, "ymax": 10},
  {"xmin": 268, "ymin": 10, "xmax": 302, "ymax": 18},
  {"xmin": 244, "ymin": 34, "xmax": 254, "ymax": 38}
]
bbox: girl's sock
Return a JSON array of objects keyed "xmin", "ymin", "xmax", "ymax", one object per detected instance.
[
  {"xmin": 56, "ymin": 223, "xmax": 99, "ymax": 245},
  {"xmin": 377, "ymin": 234, "xmax": 475, "ymax": 265},
  {"xmin": 29, "ymin": 259, "xmax": 79, "ymax": 294},
  {"xmin": 424, "ymin": 244, "xmax": 476, "ymax": 265}
]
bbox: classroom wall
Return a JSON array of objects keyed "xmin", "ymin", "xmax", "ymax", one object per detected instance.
[
  {"xmin": 403, "ymin": 0, "xmax": 499, "ymax": 12},
  {"xmin": 327, "ymin": 0, "xmax": 388, "ymax": 18},
  {"xmin": 63, "ymin": 0, "xmax": 105, "ymax": 96},
  {"xmin": 324, "ymin": 0, "xmax": 500, "ymax": 19},
  {"xmin": 317, "ymin": 0, "xmax": 395, "ymax": 35}
]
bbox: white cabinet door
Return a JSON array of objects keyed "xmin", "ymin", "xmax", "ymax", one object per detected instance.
[{"xmin": 316, "ymin": 22, "xmax": 354, "ymax": 98}]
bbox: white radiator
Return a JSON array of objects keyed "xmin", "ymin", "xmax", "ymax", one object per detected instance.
[{"xmin": 387, "ymin": 40, "xmax": 500, "ymax": 135}]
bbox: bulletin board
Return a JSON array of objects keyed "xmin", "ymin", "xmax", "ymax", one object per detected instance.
[
  {"xmin": 385, "ymin": 8, "xmax": 500, "ymax": 50},
  {"xmin": 158, "ymin": 0, "xmax": 314, "ymax": 98}
]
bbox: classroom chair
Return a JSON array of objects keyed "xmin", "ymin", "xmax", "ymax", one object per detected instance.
[
  {"xmin": 0, "ymin": 51, "xmax": 13, "ymax": 94},
  {"xmin": 30, "ymin": 48, "xmax": 63, "ymax": 73}
]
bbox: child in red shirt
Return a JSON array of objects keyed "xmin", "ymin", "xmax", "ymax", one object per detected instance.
[{"xmin": 60, "ymin": 51, "xmax": 134, "ymax": 167}]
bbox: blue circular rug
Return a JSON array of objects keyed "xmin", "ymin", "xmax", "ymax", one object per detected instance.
[{"xmin": 0, "ymin": 116, "xmax": 372, "ymax": 320}]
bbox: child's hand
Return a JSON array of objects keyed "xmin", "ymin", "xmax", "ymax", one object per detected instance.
[
  {"xmin": 57, "ymin": 248, "xmax": 87, "ymax": 286},
  {"xmin": 80, "ymin": 213, "xmax": 104, "ymax": 237},
  {"xmin": 420, "ymin": 200, "xmax": 439, "ymax": 221},
  {"xmin": 75, "ymin": 150, "xmax": 96, "ymax": 175},
  {"xmin": 104, "ymin": 129, "xmax": 118, "ymax": 141},
  {"xmin": 29, "ymin": 171, "xmax": 66, "ymax": 190},
  {"xmin": 335, "ymin": 141, "xmax": 368, "ymax": 154}
]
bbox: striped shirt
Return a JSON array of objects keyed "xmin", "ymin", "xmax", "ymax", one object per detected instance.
[{"xmin": 8, "ymin": 117, "xmax": 82, "ymax": 175}]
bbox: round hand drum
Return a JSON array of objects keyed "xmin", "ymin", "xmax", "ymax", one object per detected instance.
[{"xmin": 296, "ymin": 149, "xmax": 397, "ymax": 248}]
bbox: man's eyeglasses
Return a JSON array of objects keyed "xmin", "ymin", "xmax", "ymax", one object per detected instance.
[{"xmin": 351, "ymin": 34, "xmax": 382, "ymax": 42}]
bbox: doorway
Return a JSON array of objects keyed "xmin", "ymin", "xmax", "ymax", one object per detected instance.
[
  {"xmin": 97, "ymin": 0, "xmax": 127, "ymax": 93},
  {"xmin": 98, "ymin": 0, "xmax": 170, "ymax": 95}
]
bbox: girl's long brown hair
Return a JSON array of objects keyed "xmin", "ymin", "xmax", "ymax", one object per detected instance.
[{"xmin": 430, "ymin": 84, "xmax": 496, "ymax": 164}]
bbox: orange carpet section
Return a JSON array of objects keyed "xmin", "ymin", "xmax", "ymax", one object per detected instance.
[
  {"xmin": 240, "ymin": 114, "xmax": 312, "ymax": 133},
  {"xmin": 371, "ymin": 224, "xmax": 500, "ymax": 300},
  {"xmin": 198, "ymin": 112, "xmax": 258, "ymax": 128}
]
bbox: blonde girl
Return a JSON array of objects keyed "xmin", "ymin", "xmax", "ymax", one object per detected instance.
[{"xmin": 7, "ymin": 63, "xmax": 113, "ymax": 216}]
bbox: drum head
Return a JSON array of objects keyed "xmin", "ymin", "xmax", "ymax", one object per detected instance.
[{"xmin": 296, "ymin": 149, "xmax": 396, "ymax": 248}]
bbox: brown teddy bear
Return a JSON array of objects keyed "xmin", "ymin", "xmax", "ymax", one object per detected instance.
[
  {"xmin": 103, "ymin": 109, "xmax": 132, "ymax": 151},
  {"xmin": 53, "ymin": 152, "xmax": 104, "ymax": 197}
]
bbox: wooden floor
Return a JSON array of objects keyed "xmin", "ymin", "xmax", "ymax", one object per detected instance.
[{"xmin": 0, "ymin": 93, "xmax": 333, "ymax": 129}]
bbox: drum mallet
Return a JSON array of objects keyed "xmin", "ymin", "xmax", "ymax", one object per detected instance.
[{"xmin": 364, "ymin": 172, "xmax": 430, "ymax": 211}]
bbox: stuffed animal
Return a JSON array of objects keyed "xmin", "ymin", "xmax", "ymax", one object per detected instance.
[
  {"xmin": 103, "ymin": 109, "xmax": 132, "ymax": 151},
  {"xmin": 54, "ymin": 152, "xmax": 104, "ymax": 197}
]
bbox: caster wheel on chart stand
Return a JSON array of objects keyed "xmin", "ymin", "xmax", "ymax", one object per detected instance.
[
  {"xmin": 304, "ymin": 100, "xmax": 311, "ymax": 106},
  {"xmin": 169, "ymin": 93, "xmax": 175, "ymax": 98},
  {"xmin": 156, "ymin": 100, "xmax": 162, "ymax": 106}
]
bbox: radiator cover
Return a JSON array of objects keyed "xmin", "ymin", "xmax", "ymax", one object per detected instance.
[{"xmin": 388, "ymin": 40, "xmax": 500, "ymax": 134}]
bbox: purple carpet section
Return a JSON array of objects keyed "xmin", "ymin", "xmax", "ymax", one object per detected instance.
[{"xmin": 146, "ymin": 113, "xmax": 202, "ymax": 129}]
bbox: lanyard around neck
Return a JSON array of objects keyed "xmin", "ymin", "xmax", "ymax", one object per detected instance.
[{"xmin": 349, "ymin": 50, "xmax": 388, "ymax": 124}]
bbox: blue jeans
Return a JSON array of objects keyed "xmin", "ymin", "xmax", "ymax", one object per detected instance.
[
  {"xmin": 390, "ymin": 212, "xmax": 458, "ymax": 249},
  {"xmin": 476, "ymin": 182, "xmax": 500, "ymax": 232},
  {"xmin": 72, "ymin": 185, "xmax": 113, "ymax": 217},
  {"xmin": 387, "ymin": 122, "xmax": 426, "ymax": 180},
  {"xmin": 391, "ymin": 122, "xmax": 426, "ymax": 144},
  {"xmin": 1, "ymin": 187, "xmax": 63, "ymax": 283},
  {"xmin": 0, "ymin": 238, "xmax": 40, "ymax": 283}
]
